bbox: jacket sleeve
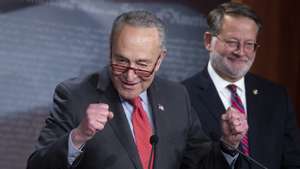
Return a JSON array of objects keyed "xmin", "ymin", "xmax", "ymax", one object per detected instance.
[
  {"xmin": 179, "ymin": 87, "xmax": 231, "ymax": 169},
  {"xmin": 26, "ymin": 83, "xmax": 79, "ymax": 169},
  {"xmin": 281, "ymin": 89, "xmax": 300, "ymax": 168}
]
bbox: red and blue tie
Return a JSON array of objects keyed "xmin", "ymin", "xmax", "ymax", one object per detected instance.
[{"xmin": 227, "ymin": 84, "xmax": 250, "ymax": 156}]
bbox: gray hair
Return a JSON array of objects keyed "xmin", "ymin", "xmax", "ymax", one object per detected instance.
[
  {"xmin": 207, "ymin": 2, "xmax": 262, "ymax": 35},
  {"xmin": 110, "ymin": 10, "xmax": 166, "ymax": 51}
]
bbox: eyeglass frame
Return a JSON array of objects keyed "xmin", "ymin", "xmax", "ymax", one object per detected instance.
[
  {"xmin": 214, "ymin": 35, "xmax": 260, "ymax": 53},
  {"xmin": 111, "ymin": 55, "xmax": 161, "ymax": 78}
]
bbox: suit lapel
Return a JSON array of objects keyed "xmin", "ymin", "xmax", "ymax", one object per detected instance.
[
  {"xmin": 147, "ymin": 78, "xmax": 164, "ymax": 169},
  {"xmin": 197, "ymin": 69, "xmax": 226, "ymax": 136},
  {"xmin": 245, "ymin": 74, "xmax": 263, "ymax": 160},
  {"xmin": 96, "ymin": 70, "xmax": 142, "ymax": 169}
]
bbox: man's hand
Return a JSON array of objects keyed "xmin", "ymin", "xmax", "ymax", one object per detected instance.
[
  {"xmin": 221, "ymin": 107, "xmax": 248, "ymax": 149},
  {"xmin": 71, "ymin": 103, "xmax": 114, "ymax": 149}
]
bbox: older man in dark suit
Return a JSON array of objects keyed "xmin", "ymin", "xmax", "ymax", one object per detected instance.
[
  {"xmin": 183, "ymin": 2, "xmax": 300, "ymax": 169},
  {"xmin": 26, "ymin": 10, "xmax": 247, "ymax": 169}
]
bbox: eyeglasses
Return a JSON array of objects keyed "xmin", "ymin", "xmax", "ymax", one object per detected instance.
[
  {"xmin": 111, "ymin": 56, "xmax": 160, "ymax": 78},
  {"xmin": 215, "ymin": 35, "xmax": 260, "ymax": 53}
]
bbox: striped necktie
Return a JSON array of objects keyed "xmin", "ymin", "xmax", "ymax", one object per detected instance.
[{"xmin": 227, "ymin": 84, "xmax": 250, "ymax": 156}]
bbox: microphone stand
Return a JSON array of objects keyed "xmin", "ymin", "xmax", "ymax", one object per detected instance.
[
  {"xmin": 148, "ymin": 135, "xmax": 158, "ymax": 169},
  {"xmin": 220, "ymin": 138, "xmax": 268, "ymax": 169}
]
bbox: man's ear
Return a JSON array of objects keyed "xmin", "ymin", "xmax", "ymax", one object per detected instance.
[
  {"xmin": 155, "ymin": 50, "xmax": 166, "ymax": 71},
  {"xmin": 204, "ymin": 32, "xmax": 213, "ymax": 51}
]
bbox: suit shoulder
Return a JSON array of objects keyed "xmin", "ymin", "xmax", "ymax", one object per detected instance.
[
  {"xmin": 182, "ymin": 72, "xmax": 202, "ymax": 86},
  {"xmin": 56, "ymin": 72, "xmax": 99, "ymax": 93},
  {"xmin": 155, "ymin": 77, "xmax": 187, "ymax": 93},
  {"xmin": 247, "ymin": 73, "xmax": 285, "ymax": 90},
  {"xmin": 246, "ymin": 73, "xmax": 289, "ymax": 99},
  {"xmin": 181, "ymin": 72, "xmax": 206, "ymax": 94}
]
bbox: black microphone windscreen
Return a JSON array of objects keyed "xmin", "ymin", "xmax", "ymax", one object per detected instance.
[{"xmin": 150, "ymin": 135, "xmax": 159, "ymax": 145}]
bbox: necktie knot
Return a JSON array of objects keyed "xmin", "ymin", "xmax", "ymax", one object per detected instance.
[
  {"xmin": 129, "ymin": 97, "xmax": 142, "ymax": 109},
  {"xmin": 227, "ymin": 84, "xmax": 238, "ymax": 94}
]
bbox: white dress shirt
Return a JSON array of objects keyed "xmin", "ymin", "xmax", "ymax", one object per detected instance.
[
  {"xmin": 207, "ymin": 61, "xmax": 248, "ymax": 168},
  {"xmin": 207, "ymin": 61, "xmax": 247, "ymax": 113}
]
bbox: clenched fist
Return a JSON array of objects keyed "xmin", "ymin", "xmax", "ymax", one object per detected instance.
[
  {"xmin": 71, "ymin": 103, "xmax": 114, "ymax": 148},
  {"xmin": 221, "ymin": 107, "xmax": 248, "ymax": 149}
]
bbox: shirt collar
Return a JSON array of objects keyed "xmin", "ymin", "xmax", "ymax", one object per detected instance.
[
  {"xmin": 139, "ymin": 91, "xmax": 148, "ymax": 103},
  {"xmin": 120, "ymin": 90, "xmax": 148, "ymax": 104},
  {"xmin": 208, "ymin": 60, "xmax": 245, "ymax": 93}
]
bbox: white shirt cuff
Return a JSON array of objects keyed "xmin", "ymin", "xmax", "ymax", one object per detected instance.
[
  {"xmin": 222, "ymin": 152, "xmax": 239, "ymax": 169},
  {"xmin": 68, "ymin": 130, "xmax": 84, "ymax": 165}
]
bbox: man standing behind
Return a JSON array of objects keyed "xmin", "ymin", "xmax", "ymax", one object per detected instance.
[
  {"xmin": 183, "ymin": 2, "xmax": 300, "ymax": 169},
  {"xmin": 27, "ymin": 10, "xmax": 247, "ymax": 169}
]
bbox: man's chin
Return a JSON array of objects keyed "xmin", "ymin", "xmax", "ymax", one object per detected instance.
[
  {"xmin": 120, "ymin": 92, "xmax": 139, "ymax": 100},
  {"xmin": 118, "ymin": 88, "xmax": 140, "ymax": 99},
  {"xmin": 227, "ymin": 70, "xmax": 247, "ymax": 80}
]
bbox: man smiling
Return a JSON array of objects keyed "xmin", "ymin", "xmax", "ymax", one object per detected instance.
[
  {"xmin": 183, "ymin": 2, "xmax": 300, "ymax": 169},
  {"xmin": 27, "ymin": 10, "xmax": 248, "ymax": 169}
]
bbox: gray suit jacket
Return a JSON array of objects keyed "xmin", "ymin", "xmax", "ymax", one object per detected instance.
[{"xmin": 27, "ymin": 69, "xmax": 230, "ymax": 169}]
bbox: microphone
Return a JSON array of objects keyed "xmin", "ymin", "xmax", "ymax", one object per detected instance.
[
  {"xmin": 150, "ymin": 135, "xmax": 159, "ymax": 145},
  {"xmin": 148, "ymin": 135, "xmax": 159, "ymax": 169},
  {"xmin": 219, "ymin": 137, "xmax": 268, "ymax": 169}
]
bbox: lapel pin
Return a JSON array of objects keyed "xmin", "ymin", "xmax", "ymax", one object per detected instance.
[
  {"xmin": 253, "ymin": 89, "xmax": 258, "ymax": 95},
  {"xmin": 158, "ymin": 104, "xmax": 164, "ymax": 111}
]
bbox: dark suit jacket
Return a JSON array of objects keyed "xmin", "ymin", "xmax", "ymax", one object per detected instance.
[
  {"xmin": 26, "ymin": 69, "xmax": 230, "ymax": 169},
  {"xmin": 183, "ymin": 68, "xmax": 300, "ymax": 169}
]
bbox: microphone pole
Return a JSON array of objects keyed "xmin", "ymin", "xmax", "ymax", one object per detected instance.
[
  {"xmin": 148, "ymin": 135, "xmax": 159, "ymax": 169},
  {"xmin": 220, "ymin": 138, "xmax": 268, "ymax": 169}
]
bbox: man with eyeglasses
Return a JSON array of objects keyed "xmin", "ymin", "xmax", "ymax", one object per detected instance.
[
  {"xmin": 183, "ymin": 2, "xmax": 300, "ymax": 169},
  {"xmin": 27, "ymin": 10, "xmax": 248, "ymax": 169}
]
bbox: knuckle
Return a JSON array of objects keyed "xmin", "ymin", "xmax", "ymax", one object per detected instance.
[{"xmin": 98, "ymin": 103, "xmax": 109, "ymax": 109}]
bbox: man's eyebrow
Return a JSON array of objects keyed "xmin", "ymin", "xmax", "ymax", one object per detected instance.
[{"xmin": 113, "ymin": 54, "xmax": 128, "ymax": 60}]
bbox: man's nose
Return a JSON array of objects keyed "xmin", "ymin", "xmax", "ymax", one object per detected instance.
[
  {"xmin": 125, "ymin": 68, "xmax": 138, "ymax": 80},
  {"xmin": 233, "ymin": 43, "xmax": 246, "ymax": 56}
]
